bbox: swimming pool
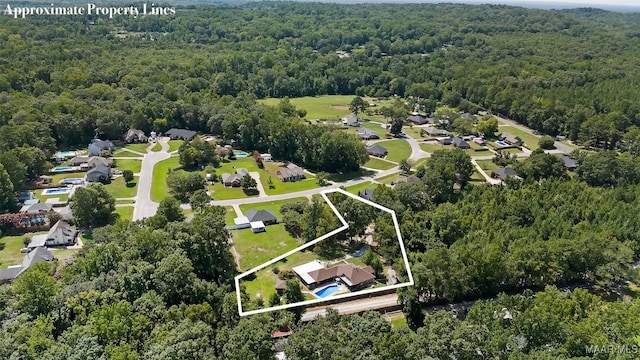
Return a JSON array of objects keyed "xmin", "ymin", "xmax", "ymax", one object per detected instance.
[
  {"xmin": 234, "ymin": 151, "xmax": 249, "ymax": 157},
  {"xmin": 42, "ymin": 188, "xmax": 71, "ymax": 195},
  {"xmin": 60, "ymin": 178, "xmax": 84, "ymax": 185},
  {"xmin": 495, "ymin": 140, "xmax": 508, "ymax": 147},
  {"xmin": 314, "ymin": 284, "xmax": 340, "ymax": 298},
  {"xmin": 52, "ymin": 167, "xmax": 75, "ymax": 172},
  {"xmin": 55, "ymin": 151, "xmax": 77, "ymax": 158}
]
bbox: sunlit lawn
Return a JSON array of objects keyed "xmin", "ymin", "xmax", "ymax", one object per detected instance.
[
  {"xmin": 168, "ymin": 140, "xmax": 184, "ymax": 152},
  {"xmin": 114, "ymin": 159, "xmax": 142, "ymax": 173},
  {"xmin": 260, "ymin": 95, "xmax": 356, "ymax": 120},
  {"xmin": 476, "ymin": 159, "xmax": 500, "ymax": 171},
  {"xmin": 48, "ymin": 171, "xmax": 86, "ymax": 185},
  {"xmin": 0, "ymin": 234, "xmax": 29, "ymax": 268},
  {"xmin": 239, "ymin": 197, "xmax": 308, "ymax": 218},
  {"xmin": 403, "ymin": 126, "xmax": 424, "ymax": 139},
  {"xmin": 364, "ymin": 157, "xmax": 396, "ymax": 170},
  {"xmin": 412, "ymin": 158, "xmax": 429, "ymax": 169},
  {"xmin": 233, "ymin": 224, "xmax": 301, "ymax": 271},
  {"xmin": 376, "ymin": 172, "xmax": 401, "ymax": 185},
  {"xmin": 113, "ymin": 149, "xmax": 143, "ymax": 158},
  {"xmin": 224, "ymin": 206, "xmax": 237, "ymax": 226},
  {"xmin": 106, "ymin": 176, "xmax": 138, "ymax": 198},
  {"xmin": 358, "ymin": 121, "xmax": 388, "ymax": 138},
  {"xmin": 209, "ymin": 182, "xmax": 257, "ymax": 200},
  {"xmin": 344, "ymin": 181, "xmax": 375, "ymax": 195},
  {"xmin": 114, "ymin": 206, "xmax": 134, "ymax": 221},
  {"xmin": 389, "ymin": 315, "xmax": 408, "ymax": 329},
  {"xmin": 471, "ymin": 170, "xmax": 487, "ymax": 181},
  {"xmin": 498, "ymin": 126, "xmax": 541, "ymax": 150},
  {"xmin": 327, "ymin": 169, "xmax": 376, "ymax": 183},
  {"xmin": 151, "ymin": 156, "xmax": 181, "ymax": 202},
  {"xmin": 375, "ymin": 140, "xmax": 412, "ymax": 163},
  {"xmin": 216, "ymin": 157, "xmax": 261, "ymax": 173},
  {"xmin": 123, "ymin": 143, "xmax": 150, "ymax": 153},
  {"xmin": 151, "ymin": 142, "xmax": 162, "ymax": 152}
]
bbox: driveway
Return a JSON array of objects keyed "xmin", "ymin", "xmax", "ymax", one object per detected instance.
[{"xmin": 132, "ymin": 138, "xmax": 171, "ymax": 221}]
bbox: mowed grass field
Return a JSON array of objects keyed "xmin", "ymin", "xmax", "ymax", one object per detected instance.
[
  {"xmin": 151, "ymin": 156, "xmax": 181, "ymax": 202},
  {"xmin": 233, "ymin": 224, "xmax": 301, "ymax": 271},
  {"xmin": 259, "ymin": 95, "xmax": 392, "ymax": 120},
  {"xmin": 113, "ymin": 149, "xmax": 143, "ymax": 157},
  {"xmin": 375, "ymin": 140, "xmax": 412, "ymax": 163},
  {"xmin": 364, "ymin": 157, "xmax": 396, "ymax": 170},
  {"xmin": 498, "ymin": 126, "xmax": 541, "ymax": 150},
  {"xmin": 344, "ymin": 181, "xmax": 375, "ymax": 195},
  {"xmin": 239, "ymin": 197, "xmax": 308, "ymax": 218},
  {"xmin": 115, "ymin": 159, "xmax": 142, "ymax": 173},
  {"xmin": 261, "ymin": 162, "xmax": 319, "ymax": 195},
  {"xmin": 105, "ymin": 176, "xmax": 138, "ymax": 198},
  {"xmin": 168, "ymin": 140, "xmax": 184, "ymax": 152},
  {"xmin": 122, "ymin": 143, "xmax": 150, "ymax": 153},
  {"xmin": 114, "ymin": 206, "xmax": 134, "ymax": 221}
]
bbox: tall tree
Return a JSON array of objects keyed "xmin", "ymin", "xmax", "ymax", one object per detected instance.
[
  {"xmin": 0, "ymin": 163, "xmax": 17, "ymax": 213},
  {"xmin": 70, "ymin": 184, "xmax": 116, "ymax": 228},
  {"xmin": 349, "ymin": 96, "xmax": 367, "ymax": 116}
]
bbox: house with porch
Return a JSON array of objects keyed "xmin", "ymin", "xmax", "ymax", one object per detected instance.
[{"xmin": 88, "ymin": 139, "xmax": 115, "ymax": 156}]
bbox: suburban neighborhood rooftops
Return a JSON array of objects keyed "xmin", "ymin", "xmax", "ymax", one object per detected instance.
[
  {"xmin": 166, "ymin": 128, "xmax": 197, "ymax": 140},
  {"xmin": 292, "ymin": 260, "xmax": 325, "ymax": 285},
  {"xmin": 236, "ymin": 168, "xmax": 249, "ymax": 177},
  {"xmin": 245, "ymin": 209, "xmax": 277, "ymax": 223},
  {"xmin": 424, "ymin": 127, "xmax": 450, "ymax": 137},
  {"xmin": 22, "ymin": 202, "xmax": 52, "ymax": 214},
  {"xmin": 357, "ymin": 128, "xmax": 379, "ymax": 139},
  {"xmin": 306, "ymin": 263, "xmax": 376, "ymax": 287},
  {"xmin": 359, "ymin": 188, "xmax": 375, "ymax": 201},
  {"xmin": 366, "ymin": 144, "xmax": 388, "ymax": 157},
  {"xmin": 499, "ymin": 132, "xmax": 521, "ymax": 144},
  {"xmin": 20, "ymin": 246, "xmax": 54, "ymax": 269},
  {"xmin": 561, "ymin": 155, "xmax": 578, "ymax": 169},
  {"xmin": 407, "ymin": 114, "xmax": 428, "ymax": 124},
  {"xmin": 124, "ymin": 128, "xmax": 147, "ymax": 142},
  {"xmin": 494, "ymin": 167, "xmax": 518, "ymax": 180}
]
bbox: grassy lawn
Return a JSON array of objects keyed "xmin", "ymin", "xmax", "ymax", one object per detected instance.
[
  {"xmin": 233, "ymin": 224, "xmax": 301, "ymax": 271},
  {"xmin": 403, "ymin": 126, "xmax": 424, "ymax": 139},
  {"xmin": 116, "ymin": 199, "xmax": 136, "ymax": 204},
  {"xmin": 412, "ymin": 158, "xmax": 429, "ymax": 169},
  {"xmin": 344, "ymin": 181, "xmax": 375, "ymax": 195},
  {"xmin": 364, "ymin": 157, "xmax": 396, "ymax": 170},
  {"xmin": 114, "ymin": 206, "xmax": 134, "ymax": 221},
  {"xmin": 151, "ymin": 156, "xmax": 181, "ymax": 202},
  {"xmin": 122, "ymin": 143, "xmax": 150, "ymax": 153},
  {"xmin": 105, "ymin": 176, "xmax": 138, "ymax": 198},
  {"xmin": 476, "ymin": 160, "xmax": 500, "ymax": 171},
  {"xmin": 168, "ymin": 140, "xmax": 184, "ymax": 152},
  {"xmin": 33, "ymin": 191, "xmax": 69, "ymax": 203},
  {"xmin": 261, "ymin": 162, "xmax": 319, "ymax": 195},
  {"xmin": 113, "ymin": 149, "xmax": 143, "ymax": 158},
  {"xmin": 375, "ymin": 140, "xmax": 412, "ymax": 163},
  {"xmin": 327, "ymin": 169, "xmax": 376, "ymax": 183},
  {"xmin": 376, "ymin": 172, "xmax": 401, "ymax": 185},
  {"xmin": 389, "ymin": 314, "xmax": 408, "ymax": 329},
  {"xmin": 420, "ymin": 142, "xmax": 447, "ymax": 153},
  {"xmin": 0, "ymin": 234, "xmax": 29, "ymax": 268},
  {"xmin": 239, "ymin": 197, "xmax": 308, "ymax": 218},
  {"xmin": 151, "ymin": 142, "xmax": 162, "ymax": 152},
  {"xmin": 216, "ymin": 157, "xmax": 261, "ymax": 173},
  {"xmin": 224, "ymin": 206, "xmax": 237, "ymax": 226},
  {"xmin": 260, "ymin": 95, "xmax": 357, "ymax": 120},
  {"xmin": 471, "ymin": 170, "xmax": 487, "ymax": 181},
  {"xmin": 209, "ymin": 182, "xmax": 258, "ymax": 200},
  {"xmin": 114, "ymin": 159, "xmax": 142, "ymax": 173},
  {"xmin": 50, "ymin": 248, "xmax": 80, "ymax": 263},
  {"xmin": 358, "ymin": 121, "xmax": 388, "ymax": 138},
  {"xmin": 498, "ymin": 126, "xmax": 541, "ymax": 150}
]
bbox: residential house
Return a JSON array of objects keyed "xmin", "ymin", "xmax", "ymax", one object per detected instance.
[
  {"xmin": 499, "ymin": 132, "xmax": 522, "ymax": 146},
  {"xmin": 342, "ymin": 113, "xmax": 360, "ymax": 127},
  {"xmin": 424, "ymin": 127, "xmax": 450, "ymax": 137},
  {"xmin": 0, "ymin": 247, "xmax": 54, "ymax": 284},
  {"xmin": 236, "ymin": 168, "xmax": 249, "ymax": 177},
  {"xmin": 88, "ymin": 139, "xmax": 115, "ymax": 156},
  {"xmin": 293, "ymin": 260, "xmax": 376, "ymax": 290},
  {"xmin": 246, "ymin": 209, "xmax": 278, "ymax": 225},
  {"xmin": 452, "ymin": 137, "xmax": 471, "ymax": 149},
  {"xmin": 124, "ymin": 129, "xmax": 148, "ymax": 143},
  {"xmin": 366, "ymin": 144, "xmax": 387, "ymax": 158},
  {"xmin": 393, "ymin": 176, "xmax": 421, "ymax": 185},
  {"xmin": 358, "ymin": 188, "xmax": 375, "ymax": 201},
  {"xmin": 261, "ymin": 154, "xmax": 273, "ymax": 162},
  {"xmin": 250, "ymin": 221, "xmax": 266, "ymax": 233},
  {"xmin": 166, "ymin": 128, "xmax": 197, "ymax": 141},
  {"xmin": 21, "ymin": 203, "xmax": 53, "ymax": 214},
  {"xmin": 69, "ymin": 156, "xmax": 91, "ymax": 166},
  {"xmin": 493, "ymin": 167, "xmax": 518, "ymax": 181},
  {"xmin": 86, "ymin": 164, "xmax": 111, "ymax": 183},
  {"xmin": 461, "ymin": 113, "xmax": 478, "ymax": 122},
  {"xmin": 357, "ymin": 128, "xmax": 379, "ymax": 140},
  {"xmin": 277, "ymin": 164, "xmax": 305, "ymax": 182},
  {"xmin": 561, "ymin": 155, "xmax": 578, "ymax": 171},
  {"xmin": 275, "ymin": 279, "xmax": 286, "ymax": 295},
  {"xmin": 221, "ymin": 173, "xmax": 241, "ymax": 187},
  {"xmin": 437, "ymin": 137, "xmax": 452, "ymax": 145},
  {"xmin": 407, "ymin": 113, "xmax": 429, "ymax": 125},
  {"xmin": 473, "ymin": 137, "xmax": 486, "ymax": 145},
  {"xmin": 28, "ymin": 220, "xmax": 77, "ymax": 248}
]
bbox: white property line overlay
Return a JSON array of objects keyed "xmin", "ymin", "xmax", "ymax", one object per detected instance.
[{"xmin": 235, "ymin": 188, "xmax": 415, "ymax": 316}]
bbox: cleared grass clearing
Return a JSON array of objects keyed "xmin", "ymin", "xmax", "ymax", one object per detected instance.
[
  {"xmin": 114, "ymin": 206, "xmax": 134, "ymax": 221},
  {"xmin": 374, "ymin": 140, "xmax": 412, "ymax": 163},
  {"xmin": 105, "ymin": 176, "xmax": 138, "ymax": 198},
  {"xmin": 344, "ymin": 181, "xmax": 375, "ymax": 195},
  {"xmin": 364, "ymin": 157, "xmax": 396, "ymax": 170},
  {"xmin": 122, "ymin": 143, "xmax": 150, "ymax": 153},
  {"xmin": 168, "ymin": 140, "xmax": 184, "ymax": 152},
  {"xmin": 113, "ymin": 149, "xmax": 143, "ymax": 158},
  {"xmin": 233, "ymin": 224, "xmax": 300, "ymax": 271},
  {"xmin": 114, "ymin": 159, "xmax": 142, "ymax": 173},
  {"xmin": 209, "ymin": 182, "xmax": 257, "ymax": 200},
  {"xmin": 151, "ymin": 157, "xmax": 181, "ymax": 202}
]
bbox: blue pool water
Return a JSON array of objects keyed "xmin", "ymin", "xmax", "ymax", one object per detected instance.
[
  {"xmin": 42, "ymin": 188, "xmax": 71, "ymax": 195},
  {"xmin": 234, "ymin": 151, "xmax": 249, "ymax": 157},
  {"xmin": 315, "ymin": 284, "xmax": 340, "ymax": 298},
  {"xmin": 60, "ymin": 178, "xmax": 84, "ymax": 185},
  {"xmin": 55, "ymin": 151, "xmax": 77, "ymax": 158},
  {"xmin": 495, "ymin": 140, "xmax": 508, "ymax": 147},
  {"xmin": 52, "ymin": 167, "xmax": 74, "ymax": 172}
]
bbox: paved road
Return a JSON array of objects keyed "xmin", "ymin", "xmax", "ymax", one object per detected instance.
[
  {"xmin": 301, "ymin": 293, "xmax": 399, "ymax": 321},
  {"xmin": 249, "ymin": 172, "xmax": 266, "ymax": 197},
  {"xmin": 132, "ymin": 138, "xmax": 171, "ymax": 221}
]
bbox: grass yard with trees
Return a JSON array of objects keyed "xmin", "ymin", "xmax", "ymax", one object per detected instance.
[
  {"xmin": 364, "ymin": 157, "xmax": 397, "ymax": 170},
  {"xmin": 375, "ymin": 140, "xmax": 412, "ymax": 163},
  {"xmin": 498, "ymin": 126, "xmax": 542, "ymax": 150},
  {"xmin": 114, "ymin": 159, "xmax": 142, "ymax": 173},
  {"xmin": 239, "ymin": 197, "xmax": 308, "ymax": 218}
]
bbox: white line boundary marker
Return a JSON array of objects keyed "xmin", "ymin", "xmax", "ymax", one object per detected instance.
[{"xmin": 235, "ymin": 188, "xmax": 414, "ymax": 316}]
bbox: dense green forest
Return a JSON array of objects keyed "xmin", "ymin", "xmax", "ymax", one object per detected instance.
[{"xmin": 3, "ymin": 2, "xmax": 640, "ymax": 358}]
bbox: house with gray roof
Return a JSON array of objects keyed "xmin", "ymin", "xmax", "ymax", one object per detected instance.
[
  {"xmin": 407, "ymin": 113, "xmax": 428, "ymax": 125},
  {"xmin": 0, "ymin": 247, "xmax": 54, "ymax": 284},
  {"xmin": 356, "ymin": 128, "xmax": 379, "ymax": 140},
  {"xmin": 21, "ymin": 202, "xmax": 53, "ymax": 214},
  {"xmin": 124, "ymin": 129, "xmax": 148, "ymax": 143},
  {"xmin": 424, "ymin": 127, "xmax": 450, "ymax": 137},
  {"xmin": 166, "ymin": 128, "xmax": 197, "ymax": 141},
  {"xmin": 88, "ymin": 139, "xmax": 115, "ymax": 156},
  {"xmin": 236, "ymin": 168, "xmax": 249, "ymax": 177},
  {"xmin": 452, "ymin": 137, "xmax": 471, "ymax": 149},
  {"xmin": 499, "ymin": 132, "xmax": 522, "ymax": 146},
  {"xmin": 245, "ymin": 209, "xmax": 277, "ymax": 225},
  {"xmin": 221, "ymin": 173, "xmax": 241, "ymax": 187},
  {"xmin": 86, "ymin": 164, "xmax": 111, "ymax": 183},
  {"xmin": 561, "ymin": 155, "xmax": 578, "ymax": 171},
  {"xmin": 366, "ymin": 144, "xmax": 388, "ymax": 158},
  {"xmin": 277, "ymin": 164, "xmax": 305, "ymax": 182},
  {"xmin": 28, "ymin": 220, "xmax": 77, "ymax": 249},
  {"xmin": 493, "ymin": 167, "xmax": 518, "ymax": 181},
  {"xmin": 342, "ymin": 113, "xmax": 360, "ymax": 127},
  {"xmin": 358, "ymin": 188, "xmax": 375, "ymax": 201}
]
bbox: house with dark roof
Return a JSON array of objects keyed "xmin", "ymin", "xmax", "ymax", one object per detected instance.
[
  {"xmin": 293, "ymin": 260, "xmax": 376, "ymax": 290},
  {"xmin": 358, "ymin": 188, "xmax": 375, "ymax": 201},
  {"xmin": 424, "ymin": 127, "xmax": 450, "ymax": 137},
  {"xmin": 499, "ymin": 132, "xmax": 522, "ymax": 146},
  {"xmin": 452, "ymin": 137, "xmax": 471, "ymax": 149},
  {"xmin": 166, "ymin": 128, "xmax": 197, "ymax": 141},
  {"xmin": 342, "ymin": 113, "xmax": 360, "ymax": 127},
  {"xmin": 245, "ymin": 209, "xmax": 278, "ymax": 225},
  {"xmin": 277, "ymin": 164, "xmax": 305, "ymax": 182},
  {"xmin": 88, "ymin": 139, "xmax": 115, "ymax": 156},
  {"xmin": 124, "ymin": 129, "xmax": 148, "ymax": 143},
  {"xmin": 21, "ymin": 202, "xmax": 53, "ymax": 214},
  {"xmin": 86, "ymin": 164, "xmax": 111, "ymax": 183},
  {"xmin": 0, "ymin": 247, "xmax": 54, "ymax": 284},
  {"xmin": 221, "ymin": 173, "xmax": 241, "ymax": 187},
  {"xmin": 393, "ymin": 175, "xmax": 421, "ymax": 185},
  {"xmin": 493, "ymin": 167, "xmax": 518, "ymax": 181},
  {"xmin": 407, "ymin": 113, "xmax": 429, "ymax": 125},
  {"xmin": 561, "ymin": 155, "xmax": 578, "ymax": 171},
  {"xmin": 356, "ymin": 128, "xmax": 379, "ymax": 140},
  {"xmin": 366, "ymin": 144, "xmax": 388, "ymax": 158},
  {"xmin": 28, "ymin": 220, "xmax": 77, "ymax": 249},
  {"xmin": 236, "ymin": 168, "xmax": 249, "ymax": 177}
]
